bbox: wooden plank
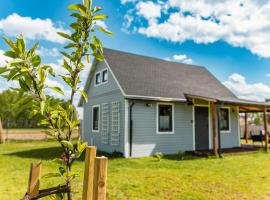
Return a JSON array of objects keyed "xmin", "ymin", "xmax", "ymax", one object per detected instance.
[
  {"xmin": 210, "ymin": 102, "xmax": 218, "ymax": 156},
  {"xmin": 264, "ymin": 107, "xmax": 269, "ymax": 151},
  {"xmin": 93, "ymin": 157, "xmax": 108, "ymax": 200},
  {"xmin": 244, "ymin": 113, "xmax": 248, "ymax": 143},
  {"xmin": 27, "ymin": 162, "xmax": 42, "ymax": 197},
  {"xmin": 82, "ymin": 146, "xmax": 97, "ymax": 200}
]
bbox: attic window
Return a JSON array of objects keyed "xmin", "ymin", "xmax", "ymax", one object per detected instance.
[
  {"xmin": 102, "ymin": 69, "xmax": 108, "ymax": 83},
  {"xmin": 95, "ymin": 72, "xmax": 101, "ymax": 85}
]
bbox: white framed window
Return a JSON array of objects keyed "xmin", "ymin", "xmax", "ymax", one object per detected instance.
[
  {"xmin": 101, "ymin": 103, "xmax": 109, "ymax": 144},
  {"xmin": 102, "ymin": 69, "xmax": 108, "ymax": 83},
  {"xmin": 111, "ymin": 101, "xmax": 120, "ymax": 146},
  {"xmin": 220, "ymin": 107, "xmax": 231, "ymax": 133},
  {"xmin": 92, "ymin": 105, "xmax": 100, "ymax": 132},
  {"xmin": 156, "ymin": 103, "xmax": 174, "ymax": 134},
  {"xmin": 95, "ymin": 72, "xmax": 101, "ymax": 86}
]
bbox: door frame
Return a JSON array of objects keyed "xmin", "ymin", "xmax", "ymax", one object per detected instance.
[{"xmin": 192, "ymin": 103, "xmax": 211, "ymax": 150}]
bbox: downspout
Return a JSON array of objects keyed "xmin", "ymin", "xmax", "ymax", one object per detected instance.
[
  {"xmin": 216, "ymin": 103, "xmax": 222, "ymax": 158},
  {"xmin": 129, "ymin": 102, "xmax": 135, "ymax": 157}
]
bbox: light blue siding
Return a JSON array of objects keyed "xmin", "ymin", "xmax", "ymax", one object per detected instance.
[
  {"xmin": 131, "ymin": 100, "xmax": 194, "ymax": 157},
  {"xmin": 220, "ymin": 106, "xmax": 240, "ymax": 148},
  {"xmin": 82, "ymin": 61, "xmax": 126, "ymax": 154}
]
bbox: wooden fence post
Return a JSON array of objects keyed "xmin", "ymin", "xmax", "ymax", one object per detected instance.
[
  {"xmin": 82, "ymin": 146, "xmax": 97, "ymax": 200},
  {"xmin": 93, "ymin": 157, "xmax": 108, "ymax": 200},
  {"xmin": 27, "ymin": 162, "xmax": 42, "ymax": 198}
]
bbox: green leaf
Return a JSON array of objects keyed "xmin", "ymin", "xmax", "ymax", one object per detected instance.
[
  {"xmin": 64, "ymin": 43, "xmax": 77, "ymax": 49},
  {"xmin": 61, "ymin": 140, "xmax": 74, "ymax": 151},
  {"xmin": 2, "ymin": 36, "xmax": 17, "ymax": 51},
  {"xmin": 10, "ymin": 58, "xmax": 24, "ymax": 64},
  {"xmin": 0, "ymin": 67, "xmax": 8, "ymax": 75},
  {"xmin": 98, "ymin": 27, "xmax": 113, "ymax": 36},
  {"xmin": 17, "ymin": 37, "xmax": 26, "ymax": 54},
  {"xmin": 92, "ymin": 51, "xmax": 104, "ymax": 61},
  {"xmin": 40, "ymin": 101, "xmax": 45, "ymax": 115},
  {"xmin": 68, "ymin": 4, "xmax": 87, "ymax": 15},
  {"xmin": 60, "ymin": 51, "xmax": 73, "ymax": 61},
  {"xmin": 92, "ymin": 6, "xmax": 102, "ymax": 13},
  {"xmin": 48, "ymin": 86, "xmax": 64, "ymax": 96},
  {"xmin": 43, "ymin": 130, "xmax": 54, "ymax": 137},
  {"xmin": 31, "ymin": 55, "xmax": 41, "ymax": 67},
  {"xmin": 4, "ymin": 51, "xmax": 17, "ymax": 58},
  {"xmin": 57, "ymin": 32, "xmax": 73, "ymax": 41},
  {"xmin": 79, "ymin": 89, "xmax": 88, "ymax": 103},
  {"xmin": 93, "ymin": 14, "xmax": 108, "ymax": 20},
  {"xmin": 28, "ymin": 42, "xmax": 39, "ymax": 57}
]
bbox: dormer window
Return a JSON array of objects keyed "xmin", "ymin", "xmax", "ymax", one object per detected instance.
[{"xmin": 102, "ymin": 69, "xmax": 108, "ymax": 83}]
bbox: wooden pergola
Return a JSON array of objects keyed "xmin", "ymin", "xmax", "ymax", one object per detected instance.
[
  {"xmin": 213, "ymin": 100, "xmax": 270, "ymax": 157},
  {"xmin": 186, "ymin": 94, "xmax": 270, "ymax": 157}
]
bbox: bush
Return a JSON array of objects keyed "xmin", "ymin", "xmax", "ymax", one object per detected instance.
[
  {"xmin": 154, "ymin": 152, "xmax": 163, "ymax": 162},
  {"xmin": 178, "ymin": 151, "xmax": 185, "ymax": 160}
]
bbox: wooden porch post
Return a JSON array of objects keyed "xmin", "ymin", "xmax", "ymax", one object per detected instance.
[
  {"xmin": 210, "ymin": 102, "xmax": 218, "ymax": 156},
  {"xmin": 216, "ymin": 104, "xmax": 222, "ymax": 158},
  {"xmin": 0, "ymin": 118, "xmax": 3, "ymax": 144},
  {"xmin": 244, "ymin": 112, "xmax": 248, "ymax": 143},
  {"xmin": 263, "ymin": 107, "xmax": 269, "ymax": 151}
]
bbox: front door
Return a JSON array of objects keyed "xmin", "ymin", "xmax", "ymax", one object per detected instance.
[{"xmin": 195, "ymin": 106, "xmax": 209, "ymax": 150}]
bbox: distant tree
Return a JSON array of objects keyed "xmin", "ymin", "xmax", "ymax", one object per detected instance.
[{"xmin": 0, "ymin": 89, "xmax": 69, "ymax": 128}]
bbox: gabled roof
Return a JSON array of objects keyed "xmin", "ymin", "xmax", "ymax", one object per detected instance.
[
  {"xmin": 103, "ymin": 48, "xmax": 238, "ymax": 101},
  {"xmin": 79, "ymin": 48, "xmax": 270, "ymax": 109}
]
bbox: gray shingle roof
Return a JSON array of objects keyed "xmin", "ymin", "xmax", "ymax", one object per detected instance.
[{"xmin": 103, "ymin": 48, "xmax": 238, "ymax": 101}]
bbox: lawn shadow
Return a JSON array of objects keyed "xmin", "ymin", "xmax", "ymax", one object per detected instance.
[
  {"xmin": 162, "ymin": 151, "xmax": 215, "ymax": 161},
  {"xmin": 5, "ymin": 146, "xmax": 123, "ymax": 161},
  {"xmin": 5, "ymin": 146, "xmax": 64, "ymax": 160}
]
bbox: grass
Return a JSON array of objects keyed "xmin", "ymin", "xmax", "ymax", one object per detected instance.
[{"xmin": 1, "ymin": 141, "xmax": 270, "ymax": 199}]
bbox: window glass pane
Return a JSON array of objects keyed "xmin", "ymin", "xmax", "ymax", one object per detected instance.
[
  {"xmin": 102, "ymin": 70, "xmax": 108, "ymax": 82},
  {"xmin": 159, "ymin": 105, "xmax": 172, "ymax": 132},
  {"xmin": 93, "ymin": 107, "xmax": 99, "ymax": 131},
  {"xmin": 95, "ymin": 73, "xmax": 101, "ymax": 85},
  {"xmin": 220, "ymin": 108, "xmax": 229, "ymax": 131}
]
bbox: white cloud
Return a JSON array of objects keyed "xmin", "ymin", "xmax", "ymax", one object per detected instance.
[
  {"xmin": 36, "ymin": 47, "xmax": 60, "ymax": 57},
  {"xmin": 124, "ymin": 0, "xmax": 270, "ymax": 58},
  {"xmin": 0, "ymin": 49, "xmax": 10, "ymax": 67},
  {"xmin": 0, "ymin": 13, "xmax": 69, "ymax": 44},
  {"xmin": 121, "ymin": 0, "xmax": 137, "ymax": 4},
  {"xmin": 136, "ymin": 1, "xmax": 161, "ymax": 22},
  {"xmin": 165, "ymin": 53, "xmax": 193, "ymax": 64},
  {"xmin": 223, "ymin": 73, "xmax": 270, "ymax": 101},
  {"xmin": 266, "ymin": 74, "xmax": 270, "ymax": 77}
]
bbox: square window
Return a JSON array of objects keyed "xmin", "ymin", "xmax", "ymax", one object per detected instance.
[
  {"xmin": 102, "ymin": 69, "xmax": 108, "ymax": 82},
  {"xmin": 220, "ymin": 108, "xmax": 230, "ymax": 131},
  {"xmin": 158, "ymin": 104, "xmax": 173, "ymax": 133},
  {"xmin": 95, "ymin": 72, "xmax": 101, "ymax": 85}
]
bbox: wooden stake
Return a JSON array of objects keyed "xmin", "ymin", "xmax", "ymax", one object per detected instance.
[
  {"xmin": 263, "ymin": 108, "xmax": 269, "ymax": 151},
  {"xmin": 244, "ymin": 112, "xmax": 248, "ymax": 143},
  {"xmin": 93, "ymin": 157, "xmax": 108, "ymax": 200},
  {"xmin": 27, "ymin": 162, "xmax": 42, "ymax": 198},
  {"xmin": 210, "ymin": 102, "xmax": 218, "ymax": 157},
  {"xmin": 82, "ymin": 146, "xmax": 97, "ymax": 200}
]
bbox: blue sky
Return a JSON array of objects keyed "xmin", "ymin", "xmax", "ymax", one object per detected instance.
[{"xmin": 1, "ymin": 0, "xmax": 270, "ymax": 106}]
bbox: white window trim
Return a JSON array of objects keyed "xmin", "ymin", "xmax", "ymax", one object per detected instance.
[
  {"xmin": 94, "ymin": 68, "xmax": 108, "ymax": 87},
  {"xmin": 94, "ymin": 71, "xmax": 101, "ymax": 86},
  {"xmin": 92, "ymin": 104, "xmax": 100, "ymax": 133},
  {"xmin": 156, "ymin": 102, "xmax": 175, "ymax": 134},
  {"xmin": 220, "ymin": 107, "xmax": 231, "ymax": 133}
]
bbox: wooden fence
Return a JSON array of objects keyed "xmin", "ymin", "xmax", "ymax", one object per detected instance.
[{"xmin": 23, "ymin": 146, "xmax": 108, "ymax": 200}]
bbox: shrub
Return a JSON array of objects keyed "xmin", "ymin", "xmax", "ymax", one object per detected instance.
[{"xmin": 178, "ymin": 151, "xmax": 185, "ymax": 160}]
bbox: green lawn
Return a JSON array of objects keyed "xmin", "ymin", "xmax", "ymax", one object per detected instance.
[{"xmin": 1, "ymin": 141, "xmax": 270, "ymax": 200}]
